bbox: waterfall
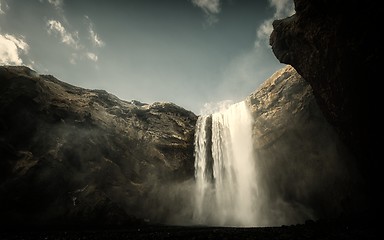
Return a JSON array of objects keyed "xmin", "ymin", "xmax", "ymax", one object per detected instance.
[{"xmin": 193, "ymin": 101, "xmax": 258, "ymax": 227}]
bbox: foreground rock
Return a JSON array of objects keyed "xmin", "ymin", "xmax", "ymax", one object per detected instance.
[
  {"xmin": 0, "ymin": 66, "xmax": 197, "ymax": 227},
  {"xmin": 269, "ymin": 0, "xmax": 380, "ymax": 218}
]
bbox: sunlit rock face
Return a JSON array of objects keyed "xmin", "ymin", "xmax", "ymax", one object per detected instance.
[
  {"xmin": 0, "ymin": 66, "xmax": 197, "ymax": 227},
  {"xmin": 269, "ymin": 0, "xmax": 380, "ymax": 217},
  {"xmin": 246, "ymin": 65, "xmax": 362, "ymax": 224}
]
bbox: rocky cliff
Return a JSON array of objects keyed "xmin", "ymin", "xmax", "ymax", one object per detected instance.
[
  {"xmin": 0, "ymin": 66, "xmax": 197, "ymax": 227},
  {"xmin": 1, "ymin": 60, "xmax": 366, "ymax": 229},
  {"xmin": 1, "ymin": 0, "xmax": 380, "ymax": 233},
  {"xmin": 245, "ymin": 65, "xmax": 361, "ymax": 225},
  {"xmin": 269, "ymin": 0, "xmax": 380, "ymax": 218}
]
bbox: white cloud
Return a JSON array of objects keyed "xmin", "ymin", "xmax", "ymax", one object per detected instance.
[
  {"xmin": 0, "ymin": 34, "xmax": 29, "ymax": 65},
  {"xmin": 192, "ymin": 0, "xmax": 221, "ymax": 14},
  {"xmin": 46, "ymin": 18, "xmax": 104, "ymax": 64},
  {"xmin": 89, "ymin": 28, "xmax": 104, "ymax": 47},
  {"xmin": 69, "ymin": 53, "xmax": 77, "ymax": 64},
  {"xmin": 47, "ymin": 0, "xmax": 63, "ymax": 9},
  {"xmin": 86, "ymin": 52, "xmax": 98, "ymax": 62},
  {"xmin": 255, "ymin": 19, "xmax": 274, "ymax": 48},
  {"xmin": 41, "ymin": 0, "xmax": 67, "ymax": 25},
  {"xmin": 270, "ymin": 0, "xmax": 295, "ymax": 19},
  {"xmin": 85, "ymin": 16, "xmax": 105, "ymax": 47},
  {"xmin": 47, "ymin": 19, "xmax": 79, "ymax": 48},
  {"xmin": 69, "ymin": 52, "xmax": 99, "ymax": 65},
  {"xmin": 44, "ymin": 11, "xmax": 103, "ymax": 65},
  {"xmin": 0, "ymin": 0, "xmax": 9, "ymax": 15},
  {"xmin": 255, "ymin": 0, "xmax": 294, "ymax": 48},
  {"xmin": 191, "ymin": 0, "xmax": 221, "ymax": 26}
]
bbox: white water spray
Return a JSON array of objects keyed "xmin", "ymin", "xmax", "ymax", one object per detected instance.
[{"xmin": 193, "ymin": 101, "xmax": 259, "ymax": 227}]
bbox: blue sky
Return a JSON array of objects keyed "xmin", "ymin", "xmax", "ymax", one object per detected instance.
[{"xmin": 0, "ymin": 0, "xmax": 294, "ymax": 114}]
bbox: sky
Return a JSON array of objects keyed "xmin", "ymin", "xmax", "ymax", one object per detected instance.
[{"xmin": 0, "ymin": 0, "xmax": 294, "ymax": 114}]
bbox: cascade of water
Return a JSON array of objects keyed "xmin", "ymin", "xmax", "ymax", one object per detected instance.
[
  {"xmin": 193, "ymin": 115, "xmax": 210, "ymax": 222},
  {"xmin": 193, "ymin": 101, "xmax": 258, "ymax": 227}
]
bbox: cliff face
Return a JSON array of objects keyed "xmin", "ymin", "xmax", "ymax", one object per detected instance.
[
  {"xmin": 269, "ymin": 0, "xmax": 379, "ymax": 217},
  {"xmin": 0, "ymin": 62, "xmax": 364, "ymax": 228},
  {"xmin": 245, "ymin": 65, "xmax": 361, "ymax": 224},
  {"xmin": 0, "ymin": 66, "xmax": 197, "ymax": 227}
]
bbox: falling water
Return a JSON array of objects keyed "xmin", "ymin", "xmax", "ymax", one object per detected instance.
[{"xmin": 193, "ymin": 101, "xmax": 258, "ymax": 227}]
